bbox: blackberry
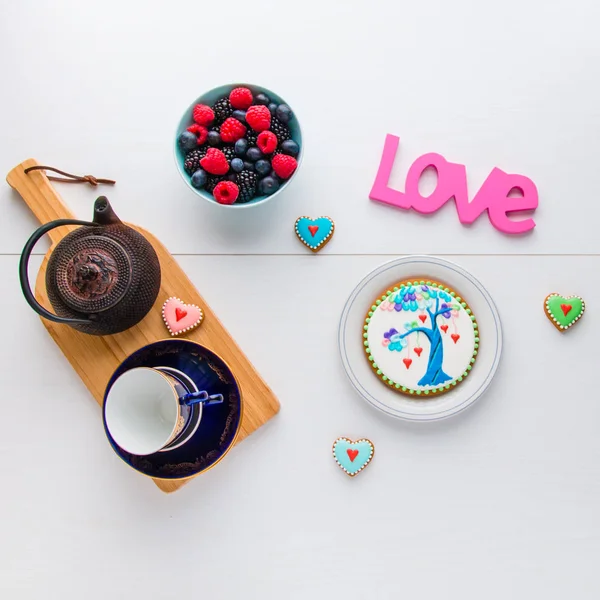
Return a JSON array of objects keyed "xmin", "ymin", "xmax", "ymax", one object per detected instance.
[
  {"xmin": 213, "ymin": 98, "xmax": 232, "ymax": 124},
  {"xmin": 270, "ymin": 118, "xmax": 291, "ymax": 144},
  {"xmin": 221, "ymin": 146, "xmax": 236, "ymax": 162},
  {"xmin": 245, "ymin": 130, "xmax": 258, "ymax": 146},
  {"xmin": 206, "ymin": 175, "xmax": 225, "ymax": 194},
  {"xmin": 183, "ymin": 147, "xmax": 208, "ymax": 175},
  {"xmin": 236, "ymin": 170, "xmax": 258, "ymax": 203}
]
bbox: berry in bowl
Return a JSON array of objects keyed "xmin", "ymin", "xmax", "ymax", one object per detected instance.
[{"xmin": 175, "ymin": 84, "xmax": 302, "ymax": 207}]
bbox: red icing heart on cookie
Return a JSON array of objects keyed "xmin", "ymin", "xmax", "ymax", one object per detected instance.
[
  {"xmin": 414, "ymin": 347, "xmax": 423, "ymax": 357},
  {"xmin": 347, "ymin": 449, "xmax": 359, "ymax": 462},
  {"xmin": 162, "ymin": 297, "xmax": 204, "ymax": 336},
  {"xmin": 403, "ymin": 358, "xmax": 412, "ymax": 369},
  {"xmin": 308, "ymin": 225, "xmax": 319, "ymax": 237},
  {"xmin": 419, "ymin": 314, "xmax": 427, "ymax": 323},
  {"xmin": 440, "ymin": 325, "xmax": 448, "ymax": 333},
  {"xmin": 560, "ymin": 303, "xmax": 572, "ymax": 316},
  {"xmin": 451, "ymin": 333, "xmax": 460, "ymax": 344}
]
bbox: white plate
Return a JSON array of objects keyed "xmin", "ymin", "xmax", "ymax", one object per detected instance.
[{"xmin": 338, "ymin": 256, "xmax": 503, "ymax": 421}]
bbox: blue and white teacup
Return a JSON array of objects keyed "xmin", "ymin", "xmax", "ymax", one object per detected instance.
[{"xmin": 104, "ymin": 366, "xmax": 223, "ymax": 456}]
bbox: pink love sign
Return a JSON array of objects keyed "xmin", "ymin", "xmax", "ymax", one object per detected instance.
[{"xmin": 369, "ymin": 134, "xmax": 538, "ymax": 234}]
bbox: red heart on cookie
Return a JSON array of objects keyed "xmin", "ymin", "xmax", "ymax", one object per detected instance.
[
  {"xmin": 346, "ymin": 449, "xmax": 359, "ymax": 462},
  {"xmin": 162, "ymin": 297, "xmax": 204, "ymax": 336}
]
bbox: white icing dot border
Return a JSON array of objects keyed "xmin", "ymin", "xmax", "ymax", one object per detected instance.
[
  {"xmin": 162, "ymin": 296, "xmax": 204, "ymax": 337},
  {"xmin": 544, "ymin": 293, "xmax": 586, "ymax": 331},
  {"xmin": 332, "ymin": 437, "xmax": 375, "ymax": 477},
  {"xmin": 363, "ymin": 279, "xmax": 479, "ymax": 397},
  {"xmin": 294, "ymin": 216, "xmax": 335, "ymax": 253}
]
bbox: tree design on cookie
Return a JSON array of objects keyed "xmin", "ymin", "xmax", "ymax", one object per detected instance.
[
  {"xmin": 381, "ymin": 285, "xmax": 456, "ymax": 386},
  {"xmin": 364, "ymin": 280, "xmax": 479, "ymax": 396}
]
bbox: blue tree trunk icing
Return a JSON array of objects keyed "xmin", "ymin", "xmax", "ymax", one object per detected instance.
[{"xmin": 417, "ymin": 324, "xmax": 451, "ymax": 386}]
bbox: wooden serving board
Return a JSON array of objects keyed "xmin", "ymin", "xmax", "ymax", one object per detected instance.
[{"xmin": 7, "ymin": 159, "xmax": 280, "ymax": 493}]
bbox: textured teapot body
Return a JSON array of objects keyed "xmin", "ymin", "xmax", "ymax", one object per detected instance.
[{"xmin": 20, "ymin": 197, "xmax": 161, "ymax": 336}]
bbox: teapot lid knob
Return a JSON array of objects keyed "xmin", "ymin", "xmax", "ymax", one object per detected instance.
[{"xmin": 52, "ymin": 234, "xmax": 133, "ymax": 314}]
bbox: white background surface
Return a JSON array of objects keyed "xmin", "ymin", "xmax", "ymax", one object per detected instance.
[{"xmin": 1, "ymin": 1, "xmax": 599, "ymax": 598}]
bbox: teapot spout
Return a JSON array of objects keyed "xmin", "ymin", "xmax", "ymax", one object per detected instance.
[{"xmin": 93, "ymin": 196, "xmax": 122, "ymax": 225}]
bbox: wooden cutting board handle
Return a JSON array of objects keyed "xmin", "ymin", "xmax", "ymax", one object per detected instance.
[{"xmin": 6, "ymin": 159, "xmax": 78, "ymax": 244}]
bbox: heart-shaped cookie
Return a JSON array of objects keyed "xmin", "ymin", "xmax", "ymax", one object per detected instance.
[
  {"xmin": 294, "ymin": 216, "xmax": 335, "ymax": 253},
  {"xmin": 332, "ymin": 437, "xmax": 374, "ymax": 477},
  {"xmin": 162, "ymin": 297, "xmax": 204, "ymax": 336},
  {"xmin": 544, "ymin": 293, "xmax": 585, "ymax": 331}
]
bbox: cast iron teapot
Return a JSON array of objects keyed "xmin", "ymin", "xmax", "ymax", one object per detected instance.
[{"xmin": 19, "ymin": 196, "xmax": 161, "ymax": 335}]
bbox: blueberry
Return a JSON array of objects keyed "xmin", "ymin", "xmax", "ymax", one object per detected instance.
[
  {"xmin": 207, "ymin": 131, "xmax": 221, "ymax": 146},
  {"xmin": 258, "ymin": 176, "xmax": 280, "ymax": 196},
  {"xmin": 232, "ymin": 110, "xmax": 246, "ymax": 123},
  {"xmin": 243, "ymin": 161, "xmax": 255, "ymax": 171},
  {"xmin": 255, "ymin": 159, "xmax": 271, "ymax": 177},
  {"xmin": 231, "ymin": 158, "xmax": 244, "ymax": 173},
  {"xmin": 268, "ymin": 102, "xmax": 278, "ymax": 116},
  {"xmin": 246, "ymin": 147, "xmax": 263, "ymax": 162},
  {"xmin": 255, "ymin": 93, "xmax": 270, "ymax": 105},
  {"xmin": 280, "ymin": 139, "xmax": 300, "ymax": 157},
  {"xmin": 275, "ymin": 104, "xmax": 293, "ymax": 124},
  {"xmin": 179, "ymin": 131, "xmax": 198, "ymax": 152},
  {"xmin": 235, "ymin": 138, "xmax": 248, "ymax": 156},
  {"xmin": 190, "ymin": 169, "xmax": 207, "ymax": 189}
]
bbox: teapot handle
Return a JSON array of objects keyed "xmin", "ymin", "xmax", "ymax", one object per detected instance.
[{"xmin": 19, "ymin": 219, "xmax": 99, "ymax": 326}]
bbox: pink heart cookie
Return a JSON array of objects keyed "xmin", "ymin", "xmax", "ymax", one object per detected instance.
[{"xmin": 162, "ymin": 297, "xmax": 204, "ymax": 336}]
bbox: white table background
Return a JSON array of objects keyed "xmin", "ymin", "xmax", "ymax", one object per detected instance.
[{"xmin": 1, "ymin": 1, "xmax": 599, "ymax": 598}]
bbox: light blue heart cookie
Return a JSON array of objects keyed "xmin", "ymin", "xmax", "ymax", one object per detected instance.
[
  {"xmin": 332, "ymin": 438, "xmax": 374, "ymax": 477},
  {"xmin": 295, "ymin": 216, "xmax": 335, "ymax": 252}
]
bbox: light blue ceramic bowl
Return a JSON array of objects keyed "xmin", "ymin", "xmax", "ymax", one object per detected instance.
[{"xmin": 174, "ymin": 83, "xmax": 303, "ymax": 208}]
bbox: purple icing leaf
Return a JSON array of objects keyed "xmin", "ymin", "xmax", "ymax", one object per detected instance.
[
  {"xmin": 384, "ymin": 328, "xmax": 398, "ymax": 339},
  {"xmin": 394, "ymin": 304, "xmax": 403, "ymax": 312}
]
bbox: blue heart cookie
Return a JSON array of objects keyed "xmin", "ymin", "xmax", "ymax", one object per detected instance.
[
  {"xmin": 295, "ymin": 216, "xmax": 335, "ymax": 252},
  {"xmin": 332, "ymin": 437, "xmax": 374, "ymax": 477}
]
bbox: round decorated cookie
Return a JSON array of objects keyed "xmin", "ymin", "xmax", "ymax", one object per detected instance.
[{"xmin": 363, "ymin": 279, "xmax": 479, "ymax": 397}]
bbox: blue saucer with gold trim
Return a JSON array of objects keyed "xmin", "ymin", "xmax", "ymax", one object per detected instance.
[{"xmin": 103, "ymin": 339, "xmax": 242, "ymax": 480}]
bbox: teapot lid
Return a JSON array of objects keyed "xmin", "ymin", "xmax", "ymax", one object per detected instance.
[{"xmin": 53, "ymin": 233, "xmax": 133, "ymax": 314}]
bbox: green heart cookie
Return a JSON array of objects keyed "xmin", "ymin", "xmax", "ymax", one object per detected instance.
[{"xmin": 545, "ymin": 294, "xmax": 585, "ymax": 331}]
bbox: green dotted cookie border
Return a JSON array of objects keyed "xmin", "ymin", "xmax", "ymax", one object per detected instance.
[{"xmin": 362, "ymin": 280, "xmax": 479, "ymax": 397}]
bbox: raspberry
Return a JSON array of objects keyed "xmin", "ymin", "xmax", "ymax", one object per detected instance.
[
  {"xmin": 192, "ymin": 104, "xmax": 215, "ymax": 126},
  {"xmin": 200, "ymin": 148, "xmax": 229, "ymax": 176},
  {"xmin": 229, "ymin": 87, "xmax": 253, "ymax": 110},
  {"xmin": 246, "ymin": 105, "xmax": 271, "ymax": 132},
  {"xmin": 257, "ymin": 131, "xmax": 277, "ymax": 154},
  {"xmin": 186, "ymin": 124, "xmax": 208, "ymax": 145},
  {"xmin": 220, "ymin": 117, "xmax": 247, "ymax": 143},
  {"xmin": 272, "ymin": 154, "xmax": 297, "ymax": 179},
  {"xmin": 213, "ymin": 181, "xmax": 239, "ymax": 205}
]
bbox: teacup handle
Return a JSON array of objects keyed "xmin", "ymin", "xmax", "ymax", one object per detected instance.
[{"xmin": 180, "ymin": 391, "xmax": 224, "ymax": 406}]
